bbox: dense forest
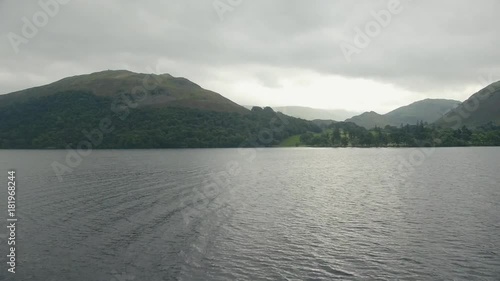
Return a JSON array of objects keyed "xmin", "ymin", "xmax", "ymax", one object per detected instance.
[
  {"xmin": 0, "ymin": 91, "xmax": 320, "ymax": 149},
  {"xmin": 298, "ymin": 121, "xmax": 500, "ymax": 147}
]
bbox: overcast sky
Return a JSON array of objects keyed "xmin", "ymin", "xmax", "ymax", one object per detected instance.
[{"xmin": 1, "ymin": 0, "xmax": 499, "ymax": 113}]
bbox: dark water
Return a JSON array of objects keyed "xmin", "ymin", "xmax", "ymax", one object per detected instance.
[{"xmin": 0, "ymin": 148, "xmax": 499, "ymax": 280}]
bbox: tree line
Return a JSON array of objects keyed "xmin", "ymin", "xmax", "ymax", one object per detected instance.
[
  {"xmin": 1, "ymin": 91, "xmax": 499, "ymax": 149},
  {"xmin": 299, "ymin": 121, "xmax": 500, "ymax": 147},
  {"xmin": 0, "ymin": 91, "xmax": 320, "ymax": 149}
]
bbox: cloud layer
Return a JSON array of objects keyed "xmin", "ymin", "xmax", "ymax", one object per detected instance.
[{"xmin": 1, "ymin": 0, "xmax": 499, "ymax": 112}]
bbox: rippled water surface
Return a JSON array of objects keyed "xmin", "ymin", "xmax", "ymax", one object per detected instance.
[{"xmin": 0, "ymin": 148, "xmax": 499, "ymax": 280}]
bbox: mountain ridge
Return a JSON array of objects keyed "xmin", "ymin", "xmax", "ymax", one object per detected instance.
[
  {"xmin": 434, "ymin": 81, "xmax": 500, "ymax": 128},
  {"xmin": 346, "ymin": 99, "xmax": 461, "ymax": 128},
  {"xmin": 271, "ymin": 106, "xmax": 359, "ymax": 121},
  {"xmin": 5, "ymin": 70, "xmax": 496, "ymax": 127},
  {"xmin": 0, "ymin": 70, "xmax": 248, "ymax": 114}
]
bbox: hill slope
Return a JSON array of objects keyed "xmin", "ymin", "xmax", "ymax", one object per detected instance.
[
  {"xmin": 0, "ymin": 71, "xmax": 321, "ymax": 148},
  {"xmin": 434, "ymin": 81, "xmax": 500, "ymax": 128},
  {"xmin": 346, "ymin": 99, "xmax": 460, "ymax": 128},
  {"xmin": 385, "ymin": 99, "xmax": 461, "ymax": 125},
  {"xmin": 0, "ymin": 70, "xmax": 247, "ymax": 113}
]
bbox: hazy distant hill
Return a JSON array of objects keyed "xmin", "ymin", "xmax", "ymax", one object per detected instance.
[
  {"xmin": 434, "ymin": 81, "xmax": 500, "ymax": 128},
  {"xmin": 271, "ymin": 106, "xmax": 359, "ymax": 121},
  {"xmin": 345, "ymin": 99, "xmax": 461, "ymax": 129},
  {"xmin": 0, "ymin": 70, "xmax": 247, "ymax": 113}
]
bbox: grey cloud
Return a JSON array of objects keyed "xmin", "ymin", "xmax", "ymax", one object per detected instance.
[
  {"xmin": 255, "ymin": 72, "xmax": 282, "ymax": 89},
  {"xmin": 0, "ymin": 0, "xmax": 499, "ymax": 96}
]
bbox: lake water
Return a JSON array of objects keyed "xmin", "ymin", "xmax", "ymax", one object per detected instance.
[{"xmin": 0, "ymin": 148, "xmax": 499, "ymax": 280}]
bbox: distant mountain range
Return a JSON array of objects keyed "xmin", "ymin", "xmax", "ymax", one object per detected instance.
[
  {"xmin": 345, "ymin": 81, "xmax": 500, "ymax": 129},
  {"xmin": 241, "ymin": 106, "xmax": 359, "ymax": 121},
  {"xmin": 345, "ymin": 99, "xmax": 462, "ymax": 128},
  {"xmin": 0, "ymin": 70, "xmax": 498, "ymax": 148},
  {"xmin": 246, "ymin": 100, "xmax": 462, "ymax": 129},
  {"xmin": 271, "ymin": 106, "xmax": 359, "ymax": 121}
]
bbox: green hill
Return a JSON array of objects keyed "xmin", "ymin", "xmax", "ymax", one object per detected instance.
[
  {"xmin": 434, "ymin": 81, "xmax": 500, "ymax": 128},
  {"xmin": 0, "ymin": 71, "xmax": 321, "ymax": 149},
  {"xmin": 345, "ymin": 99, "xmax": 460, "ymax": 129},
  {"xmin": 0, "ymin": 70, "xmax": 247, "ymax": 113},
  {"xmin": 385, "ymin": 99, "xmax": 461, "ymax": 125}
]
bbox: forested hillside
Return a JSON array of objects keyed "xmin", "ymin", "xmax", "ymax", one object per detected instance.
[{"xmin": 0, "ymin": 91, "xmax": 320, "ymax": 149}]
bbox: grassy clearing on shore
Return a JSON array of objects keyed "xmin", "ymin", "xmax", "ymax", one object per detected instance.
[{"xmin": 279, "ymin": 135, "xmax": 301, "ymax": 147}]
